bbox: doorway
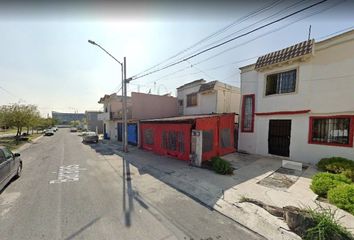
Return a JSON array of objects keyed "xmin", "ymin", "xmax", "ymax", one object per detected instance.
[{"xmin": 268, "ymin": 120, "xmax": 291, "ymax": 157}]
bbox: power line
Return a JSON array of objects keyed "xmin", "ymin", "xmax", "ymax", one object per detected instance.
[
  {"xmin": 174, "ymin": 0, "xmax": 309, "ymax": 63},
  {"xmin": 192, "ymin": 0, "xmax": 345, "ymax": 67},
  {"xmin": 133, "ymin": 0, "xmax": 284, "ymax": 77},
  {"xmin": 144, "ymin": 1, "xmax": 346, "ymax": 86},
  {"xmin": 131, "ymin": 0, "xmax": 328, "ymax": 81}
]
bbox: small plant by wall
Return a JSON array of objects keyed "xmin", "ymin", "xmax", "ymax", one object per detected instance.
[{"xmin": 211, "ymin": 157, "xmax": 234, "ymax": 175}]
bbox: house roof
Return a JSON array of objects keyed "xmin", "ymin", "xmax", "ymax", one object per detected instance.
[
  {"xmin": 176, "ymin": 79, "xmax": 206, "ymax": 90},
  {"xmin": 198, "ymin": 81, "xmax": 217, "ymax": 93},
  {"xmin": 98, "ymin": 93, "xmax": 131, "ymax": 104},
  {"xmin": 255, "ymin": 39, "xmax": 314, "ymax": 70},
  {"xmin": 140, "ymin": 113, "xmax": 236, "ymax": 123}
]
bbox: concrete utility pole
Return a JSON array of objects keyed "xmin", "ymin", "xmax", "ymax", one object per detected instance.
[
  {"xmin": 122, "ymin": 57, "xmax": 128, "ymax": 153},
  {"xmin": 88, "ymin": 39, "xmax": 129, "ymax": 152}
]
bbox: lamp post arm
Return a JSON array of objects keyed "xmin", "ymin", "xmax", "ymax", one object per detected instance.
[{"xmin": 94, "ymin": 43, "xmax": 123, "ymax": 66}]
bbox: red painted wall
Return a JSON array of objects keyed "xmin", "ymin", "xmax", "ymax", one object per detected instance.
[
  {"xmin": 140, "ymin": 113, "xmax": 236, "ymax": 162},
  {"xmin": 140, "ymin": 123, "xmax": 192, "ymax": 161},
  {"xmin": 218, "ymin": 114, "xmax": 236, "ymax": 156},
  {"xmin": 196, "ymin": 117, "xmax": 219, "ymax": 161}
]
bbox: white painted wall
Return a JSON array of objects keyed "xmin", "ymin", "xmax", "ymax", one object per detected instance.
[
  {"xmin": 238, "ymin": 30, "xmax": 354, "ymax": 164},
  {"xmin": 177, "ymin": 81, "xmax": 240, "ymax": 117}
]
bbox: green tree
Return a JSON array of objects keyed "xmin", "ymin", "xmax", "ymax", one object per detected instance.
[{"xmin": 0, "ymin": 103, "xmax": 40, "ymax": 137}]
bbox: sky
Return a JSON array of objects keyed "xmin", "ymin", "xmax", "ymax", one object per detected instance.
[{"xmin": 0, "ymin": 0, "xmax": 353, "ymax": 117}]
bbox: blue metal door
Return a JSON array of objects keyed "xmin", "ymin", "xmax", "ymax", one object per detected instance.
[{"xmin": 127, "ymin": 123, "xmax": 138, "ymax": 146}]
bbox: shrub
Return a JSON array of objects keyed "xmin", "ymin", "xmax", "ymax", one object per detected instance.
[
  {"xmin": 310, "ymin": 173, "xmax": 351, "ymax": 197},
  {"xmin": 317, "ymin": 157, "xmax": 354, "ymax": 182},
  {"xmin": 304, "ymin": 206, "xmax": 354, "ymax": 240},
  {"xmin": 211, "ymin": 157, "xmax": 233, "ymax": 175},
  {"xmin": 328, "ymin": 184, "xmax": 354, "ymax": 215}
]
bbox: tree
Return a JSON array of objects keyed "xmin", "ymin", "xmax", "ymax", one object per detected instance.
[{"xmin": 0, "ymin": 103, "xmax": 40, "ymax": 137}]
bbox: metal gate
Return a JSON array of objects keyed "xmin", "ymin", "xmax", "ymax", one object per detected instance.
[
  {"xmin": 117, "ymin": 123, "xmax": 123, "ymax": 142},
  {"xmin": 127, "ymin": 123, "xmax": 138, "ymax": 146},
  {"xmin": 268, "ymin": 120, "xmax": 291, "ymax": 157}
]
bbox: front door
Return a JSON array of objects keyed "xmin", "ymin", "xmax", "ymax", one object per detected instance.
[
  {"xmin": 268, "ymin": 120, "xmax": 291, "ymax": 157},
  {"xmin": 117, "ymin": 123, "xmax": 123, "ymax": 142}
]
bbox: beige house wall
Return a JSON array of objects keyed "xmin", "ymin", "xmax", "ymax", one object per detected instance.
[{"xmin": 131, "ymin": 92, "xmax": 178, "ymax": 120}]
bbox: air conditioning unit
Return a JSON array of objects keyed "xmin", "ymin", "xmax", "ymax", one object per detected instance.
[{"xmin": 190, "ymin": 130, "xmax": 203, "ymax": 167}]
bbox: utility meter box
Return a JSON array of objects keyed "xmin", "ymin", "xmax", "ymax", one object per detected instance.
[{"xmin": 190, "ymin": 130, "xmax": 203, "ymax": 167}]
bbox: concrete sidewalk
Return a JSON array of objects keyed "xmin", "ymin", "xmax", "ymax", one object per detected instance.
[{"xmin": 98, "ymin": 140, "xmax": 354, "ymax": 240}]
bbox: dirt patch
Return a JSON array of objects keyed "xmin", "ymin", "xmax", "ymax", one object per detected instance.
[{"xmin": 257, "ymin": 166, "xmax": 308, "ymax": 190}]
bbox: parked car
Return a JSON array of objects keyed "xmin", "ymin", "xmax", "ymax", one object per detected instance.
[
  {"xmin": 82, "ymin": 132, "xmax": 99, "ymax": 143},
  {"xmin": 70, "ymin": 127, "xmax": 78, "ymax": 132},
  {"xmin": 0, "ymin": 146, "xmax": 22, "ymax": 191},
  {"xmin": 44, "ymin": 129, "xmax": 54, "ymax": 136},
  {"xmin": 51, "ymin": 127, "xmax": 58, "ymax": 132}
]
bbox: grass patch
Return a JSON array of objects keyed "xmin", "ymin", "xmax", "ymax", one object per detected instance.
[
  {"xmin": 317, "ymin": 157, "xmax": 354, "ymax": 182},
  {"xmin": 0, "ymin": 133, "xmax": 42, "ymax": 151},
  {"xmin": 211, "ymin": 156, "xmax": 234, "ymax": 175},
  {"xmin": 304, "ymin": 206, "xmax": 354, "ymax": 240},
  {"xmin": 328, "ymin": 184, "xmax": 354, "ymax": 215},
  {"xmin": 310, "ymin": 172, "xmax": 351, "ymax": 197},
  {"xmin": 0, "ymin": 128, "xmax": 18, "ymax": 135}
]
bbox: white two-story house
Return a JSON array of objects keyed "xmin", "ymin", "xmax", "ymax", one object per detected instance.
[
  {"xmin": 238, "ymin": 29, "xmax": 354, "ymax": 164},
  {"xmin": 177, "ymin": 79, "xmax": 240, "ymax": 121}
]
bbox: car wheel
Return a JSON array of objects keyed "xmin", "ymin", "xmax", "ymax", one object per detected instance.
[{"xmin": 15, "ymin": 163, "xmax": 22, "ymax": 178}]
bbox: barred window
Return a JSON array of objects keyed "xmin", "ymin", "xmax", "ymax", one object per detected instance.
[
  {"xmin": 220, "ymin": 128, "xmax": 231, "ymax": 148},
  {"xmin": 266, "ymin": 69, "xmax": 296, "ymax": 96},
  {"xmin": 310, "ymin": 117, "xmax": 352, "ymax": 146},
  {"xmin": 143, "ymin": 128, "xmax": 154, "ymax": 145},
  {"xmin": 162, "ymin": 130, "xmax": 185, "ymax": 153},
  {"xmin": 202, "ymin": 130, "xmax": 214, "ymax": 153},
  {"xmin": 186, "ymin": 93, "xmax": 198, "ymax": 107},
  {"xmin": 241, "ymin": 95, "xmax": 255, "ymax": 132}
]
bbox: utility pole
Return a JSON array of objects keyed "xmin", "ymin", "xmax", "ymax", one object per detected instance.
[
  {"xmin": 308, "ymin": 25, "xmax": 312, "ymax": 41},
  {"xmin": 122, "ymin": 57, "xmax": 128, "ymax": 152}
]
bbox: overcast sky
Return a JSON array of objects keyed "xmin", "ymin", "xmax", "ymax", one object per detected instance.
[{"xmin": 0, "ymin": 0, "xmax": 353, "ymax": 117}]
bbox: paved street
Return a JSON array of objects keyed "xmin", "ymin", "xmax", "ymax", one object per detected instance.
[{"xmin": 0, "ymin": 129, "xmax": 263, "ymax": 240}]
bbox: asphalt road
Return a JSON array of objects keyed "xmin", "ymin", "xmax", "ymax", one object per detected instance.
[{"xmin": 0, "ymin": 129, "xmax": 264, "ymax": 240}]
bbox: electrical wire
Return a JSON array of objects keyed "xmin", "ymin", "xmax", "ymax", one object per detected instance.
[
  {"xmin": 131, "ymin": 0, "xmax": 328, "ymax": 81},
  {"xmin": 132, "ymin": 0, "xmax": 285, "ymax": 77}
]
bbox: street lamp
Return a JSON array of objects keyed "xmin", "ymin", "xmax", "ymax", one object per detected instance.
[{"xmin": 88, "ymin": 39, "xmax": 128, "ymax": 152}]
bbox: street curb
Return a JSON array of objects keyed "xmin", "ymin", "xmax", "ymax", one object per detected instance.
[{"xmin": 17, "ymin": 135, "xmax": 43, "ymax": 153}]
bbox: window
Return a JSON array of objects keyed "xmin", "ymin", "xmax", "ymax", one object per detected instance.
[
  {"xmin": 202, "ymin": 130, "xmax": 214, "ymax": 153},
  {"xmin": 220, "ymin": 128, "xmax": 231, "ymax": 148},
  {"xmin": 309, "ymin": 116, "xmax": 353, "ymax": 147},
  {"xmin": 162, "ymin": 130, "xmax": 185, "ymax": 153},
  {"xmin": 241, "ymin": 94, "xmax": 255, "ymax": 132},
  {"xmin": 186, "ymin": 93, "xmax": 198, "ymax": 107},
  {"xmin": 143, "ymin": 128, "xmax": 154, "ymax": 145},
  {"xmin": 2, "ymin": 148, "xmax": 13, "ymax": 160},
  {"xmin": 266, "ymin": 69, "xmax": 297, "ymax": 96},
  {"xmin": 0, "ymin": 150, "xmax": 5, "ymax": 163}
]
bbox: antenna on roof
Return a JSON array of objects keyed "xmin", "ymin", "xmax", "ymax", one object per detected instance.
[{"xmin": 308, "ymin": 25, "xmax": 312, "ymax": 41}]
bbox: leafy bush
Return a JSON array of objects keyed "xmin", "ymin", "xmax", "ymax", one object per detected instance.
[
  {"xmin": 317, "ymin": 157, "xmax": 354, "ymax": 182},
  {"xmin": 304, "ymin": 206, "xmax": 354, "ymax": 240},
  {"xmin": 310, "ymin": 172, "xmax": 351, "ymax": 197},
  {"xmin": 328, "ymin": 184, "xmax": 354, "ymax": 215},
  {"xmin": 211, "ymin": 157, "xmax": 233, "ymax": 175}
]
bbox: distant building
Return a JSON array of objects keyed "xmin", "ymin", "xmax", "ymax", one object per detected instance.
[
  {"xmin": 176, "ymin": 79, "xmax": 241, "ymax": 121},
  {"xmin": 85, "ymin": 111, "xmax": 103, "ymax": 134},
  {"xmin": 98, "ymin": 92, "xmax": 178, "ymax": 145},
  {"xmin": 52, "ymin": 111, "xmax": 85, "ymax": 125}
]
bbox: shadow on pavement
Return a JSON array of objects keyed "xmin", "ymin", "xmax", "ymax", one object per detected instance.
[
  {"xmin": 122, "ymin": 156, "xmax": 134, "ymax": 227},
  {"xmin": 64, "ymin": 216, "xmax": 101, "ymax": 240}
]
